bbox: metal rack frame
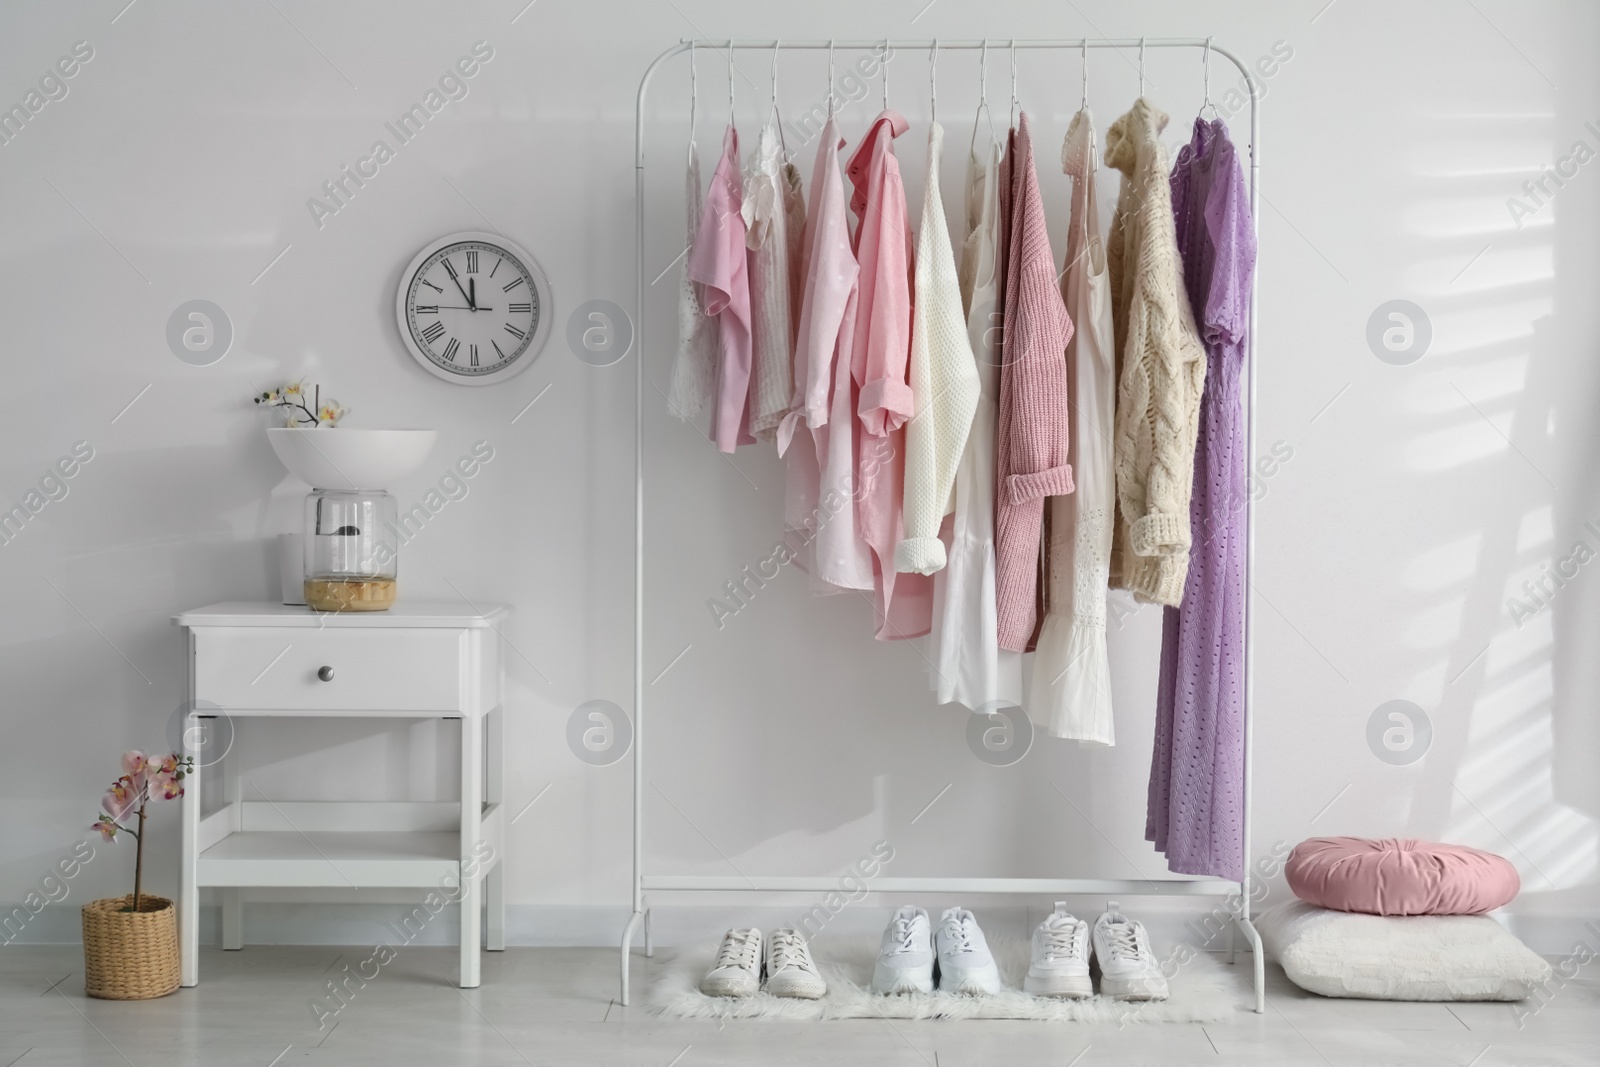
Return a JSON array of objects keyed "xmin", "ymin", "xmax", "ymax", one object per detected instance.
[{"xmin": 624, "ymin": 37, "xmax": 1263, "ymax": 1011}]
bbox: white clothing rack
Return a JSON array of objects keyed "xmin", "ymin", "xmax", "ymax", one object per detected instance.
[{"xmin": 625, "ymin": 37, "xmax": 1264, "ymax": 1012}]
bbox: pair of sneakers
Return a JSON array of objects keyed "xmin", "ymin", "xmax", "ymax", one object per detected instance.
[
  {"xmin": 699, "ymin": 927, "xmax": 827, "ymax": 999},
  {"xmin": 870, "ymin": 905, "xmax": 1001, "ymax": 995},
  {"xmin": 1025, "ymin": 902, "xmax": 1169, "ymax": 1000}
]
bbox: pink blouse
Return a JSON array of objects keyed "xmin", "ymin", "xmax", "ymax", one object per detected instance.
[
  {"xmin": 846, "ymin": 110, "xmax": 931, "ymax": 640},
  {"xmin": 780, "ymin": 119, "xmax": 872, "ymax": 592},
  {"xmin": 688, "ymin": 125, "xmax": 754, "ymax": 452}
]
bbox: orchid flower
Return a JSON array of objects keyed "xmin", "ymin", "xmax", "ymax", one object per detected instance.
[{"xmin": 102, "ymin": 779, "xmax": 139, "ymax": 822}]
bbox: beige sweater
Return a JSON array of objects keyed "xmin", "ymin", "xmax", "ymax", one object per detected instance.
[{"xmin": 1104, "ymin": 99, "xmax": 1207, "ymax": 607}]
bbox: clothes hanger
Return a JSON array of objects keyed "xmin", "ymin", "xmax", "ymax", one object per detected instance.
[
  {"xmin": 1080, "ymin": 38, "xmax": 1088, "ymax": 113},
  {"xmin": 827, "ymin": 39, "xmax": 836, "ymax": 122},
  {"xmin": 688, "ymin": 41, "xmax": 698, "ymax": 153},
  {"xmin": 770, "ymin": 39, "xmax": 791, "ymax": 159},
  {"xmin": 1009, "ymin": 37, "xmax": 1019, "ymax": 128},
  {"xmin": 1199, "ymin": 36, "xmax": 1220, "ymax": 120},
  {"xmin": 1138, "ymin": 37, "xmax": 1146, "ymax": 99},
  {"xmin": 929, "ymin": 38, "xmax": 938, "ymax": 127},
  {"xmin": 969, "ymin": 39, "xmax": 997, "ymax": 158},
  {"xmin": 727, "ymin": 41, "xmax": 736, "ymax": 129},
  {"xmin": 881, "ymin": 36, "xmax": 890, "ymax": 112}
]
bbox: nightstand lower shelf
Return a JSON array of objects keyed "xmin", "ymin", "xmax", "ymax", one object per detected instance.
[{"xmin": 199, "ymin": 830, "xmax": 467, "ymax": 887}]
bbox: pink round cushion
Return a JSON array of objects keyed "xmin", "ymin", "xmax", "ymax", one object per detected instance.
[{"xmin": 1286, "ymin": 837, "xmax": 1520, "ymax": 916}]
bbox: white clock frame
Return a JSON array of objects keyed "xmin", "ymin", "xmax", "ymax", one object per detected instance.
[{"xmin": 395, "ymin": 231, "xmax": 553, "ymax": 386}]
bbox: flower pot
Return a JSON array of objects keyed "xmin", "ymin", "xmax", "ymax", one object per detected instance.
[{"xmin": 81, "ymin": 895, "xmax": 180, "ymax": 999}]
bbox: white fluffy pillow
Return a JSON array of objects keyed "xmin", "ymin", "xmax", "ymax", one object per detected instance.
[{"xmin": 1256, "ymin": 900, "xmax": 1551, "ymax": 1001}]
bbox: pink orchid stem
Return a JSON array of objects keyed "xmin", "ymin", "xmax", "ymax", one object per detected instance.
[{"xmin": 132, "ymin": 802, "xmax": 146, "ymax": 912}]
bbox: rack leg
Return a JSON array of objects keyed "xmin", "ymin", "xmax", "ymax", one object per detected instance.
[
  {"xmin": 1225, "ymin": 917, "xmax": 1236, "ymax": 964},
  {"xmin": 643, "ymin": 896, "xmax": 653, "ymax": 958},
  {"xmin": 1236, "ymin": 915, "xmax": 1266, "ymax": 1013},
  {"xmin": 620, "ymin": 910, "xmax": 644, "ymax": 1006}
]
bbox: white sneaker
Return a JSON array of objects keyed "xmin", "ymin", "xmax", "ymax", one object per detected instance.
[
  {"xmin": 699, "ymin": 928, "xmax": 762, "ymax": 997},
  {"xmin": 934, "ymin": 907, "xmax": 1001, "ymax": 995},
  {"xmin": 763, "ymin": 927, "xmax": 826, "ymax": 999},
  {"xmin": 870, "ymin": 906, "xmax": 935, "ymax": 994},
  {"xmin": 1091, "ymin": 909, "xmax": 1168, "ymax": 1000},
  {"xmin": 1025, "ymin": 902, "xmax": 1093, "ymax": 998}
]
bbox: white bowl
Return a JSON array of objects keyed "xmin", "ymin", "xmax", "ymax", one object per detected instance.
[{"xmin": 267, "ymin": 428, "xmax": 438, "ymax": 490}]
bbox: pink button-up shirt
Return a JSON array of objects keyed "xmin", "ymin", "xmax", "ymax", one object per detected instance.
[
  {"xmin": 781, "ymin": 118, "xmax": 872, "ymax": 592},
  {"xmin": 688, "ymin": 125, "xmax": 754, "ymax": 453},
  {"xmin": 846, "ymin": 110, "xmax": 930, "ymax": 639}
]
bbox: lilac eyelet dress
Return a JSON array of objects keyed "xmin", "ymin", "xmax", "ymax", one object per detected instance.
[{"xmin": 1146, "ymin": 117, "xmax": 1256, "ymax": 881}]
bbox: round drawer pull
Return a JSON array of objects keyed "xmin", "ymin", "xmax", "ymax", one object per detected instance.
[{"xmin": 317, "ymin": 665, "xmax": 335, "ymax": 682}]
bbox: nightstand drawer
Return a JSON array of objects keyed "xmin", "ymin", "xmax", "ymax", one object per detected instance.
[{"xmin": 193, "ymin": 627, "xmax": 463, "ymax": 711}]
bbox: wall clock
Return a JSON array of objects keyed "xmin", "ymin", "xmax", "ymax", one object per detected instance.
[{"xmin": 395, "ymin": 231, "xmax": 552, "ymax": 385}]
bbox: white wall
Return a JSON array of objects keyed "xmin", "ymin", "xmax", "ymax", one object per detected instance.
[{"xmin": 1, "ymin": 0, "xmax": 1596, "ymax": 952}]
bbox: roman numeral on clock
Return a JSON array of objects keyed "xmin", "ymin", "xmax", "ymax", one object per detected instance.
[
  {"xmin": 442, "ymin": 259, "xmax": 459, "ymax": 280},
  {"xmin": 469, "ymin": 344, "xmax": 480, "ymax": 367},
  {"xmin": 489, "ymin": 257, "xmax": 501, "ymax": 278},
  {"xmin": 415, "ymin": 305, "xmax": 438, "ymax": 314},
  {"xmin": 508, "ymin": 302, "xmax": 531, "ymax": 313},
  {"xmin": 492, "ymin": 339, "xmax": 506, "ymax": 361},
  {"xmin": 504, "ymin": 323, "xmax": 526, "ymax": 341},
  {"xmin": 420, "ymin": 321, "xmax": 446, "ymax": 344},
  {"xmin": 465, "ymin": 251, "xmax": 478, "ymax": 273},
  {"xmin": 422, "ymin": 280, "xmax": 443, "ymax": 293},
  {"xmin": 502, "ymin": 277, "xmax": 525, "ymax": 293},
  {"xmin": 441, "ymin": 337, "xmax": 460, "ymax": 362}
]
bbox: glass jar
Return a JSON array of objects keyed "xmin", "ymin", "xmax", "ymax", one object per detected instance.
[{"xmin": 302, "ymin": 489, "xmax": 398, "ymax": 612}]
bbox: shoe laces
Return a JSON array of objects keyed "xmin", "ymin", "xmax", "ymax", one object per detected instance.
[
  {"xmin": 887, "ymin": 911, "xmax": 926, "ymax": 955},
  {"xmin": 1039, "ymin": 916, "xmax": 1082, "ymax": 961},
  {"xmin": 714, "ymin": 929, "xmax": 760, "ymax": 970},
  {"xmin": 767, "ymin": 929, "xmax": 811, "ymax": 972},
  {"xmin": 939, "ymin": 910, "xmax": 978, "ymax": 954},
  {"xmin": 1103, "ymin": 919, "xmax": 1147, "ymax": 962}
]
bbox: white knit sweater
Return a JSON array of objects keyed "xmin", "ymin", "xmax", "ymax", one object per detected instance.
[
  {"xmin": 1105, "ymin": 99, "xmax": 1207, "ymax": 607},
  {"xmin": 896, "ymin": 123, "xmax": 981, "ymax": 575}
]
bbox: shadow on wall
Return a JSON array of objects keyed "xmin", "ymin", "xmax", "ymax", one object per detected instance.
[{"xmin": 1407, "ymin": 93, "xmax": 1599, "ymax": 910}]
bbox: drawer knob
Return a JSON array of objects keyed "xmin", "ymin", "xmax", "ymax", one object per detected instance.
[{"xmin": 317, "ymin": 665, "xmax": 335, "ymax": 682}]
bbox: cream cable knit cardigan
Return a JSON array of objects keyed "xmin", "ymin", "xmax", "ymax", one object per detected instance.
[
  {"xmin": 896, "ymin": 123, "xmax": 981, "ymax": 575},
  {"xmin": 1105, "ymin": 99, "xmax": 1207, "ymax": 607}
]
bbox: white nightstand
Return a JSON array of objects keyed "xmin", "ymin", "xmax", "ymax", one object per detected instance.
[{"xmin": 173, "ymin": 600, "xmax": 511, "ymax": 988}]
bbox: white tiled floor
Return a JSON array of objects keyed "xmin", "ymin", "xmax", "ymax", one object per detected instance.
[{"xmin": 0, "ymin": 946, "xmax": 1593, "ymax": 1066}]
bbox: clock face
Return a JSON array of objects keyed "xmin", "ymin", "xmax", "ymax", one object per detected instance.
[{"xmin": 396, "ymin": 233, "xmax": 551, "ymax": 385}]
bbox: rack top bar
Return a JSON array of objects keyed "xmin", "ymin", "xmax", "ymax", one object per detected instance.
[{"xmin": 679, "ymin": 37, "xmax": 1234, "ymax": 50}]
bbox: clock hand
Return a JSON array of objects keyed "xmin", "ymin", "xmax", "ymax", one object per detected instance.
[
  {"xmin": 469, "ymin": 277, "xmax": 477, "ymax": 310},
  {"xmin": 442, "ymin": 259, "xmax": 474, "ymax": 309},
  {"xmin": 430, "ymin": 305, "xmax": 494, "ymax": 311}
]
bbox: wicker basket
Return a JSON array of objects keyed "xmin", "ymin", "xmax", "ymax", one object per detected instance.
[{"xmin": 81, "ymin": 895, "xmax": 180, "ymax": 1000}]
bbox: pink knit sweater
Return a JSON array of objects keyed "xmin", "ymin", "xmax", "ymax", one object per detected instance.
[{"xmin": 995, "ymin": 113, "xmax": 1075, "ymax": 652}]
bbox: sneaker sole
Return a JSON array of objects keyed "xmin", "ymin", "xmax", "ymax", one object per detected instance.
[
  {"xmin": 1024, "ymin": 972, "xmax": 1094, "ymax": 998},
  {"xmin": 698, "ymin": 977, "xmax": 758, "ymax": 997},
  {"xmin": 940, "ymin": 963, "xmax": 1001, "ymax": 996},
  {"xmin": 765, "ymin": 976, "xmax": 827, "ymax": 999},
  {"xmin": 870, "ymin": 962, "xmax": 935, "ymax": 995},
  {"xmin": 1099, "ymin": 975, "xmax": 1169, "ymax": 1001}
]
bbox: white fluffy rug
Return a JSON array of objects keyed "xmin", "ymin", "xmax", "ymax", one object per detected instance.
[{"xmin": 648, "ymin": 933, "xmax": 1243, "ymax": 1022}]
